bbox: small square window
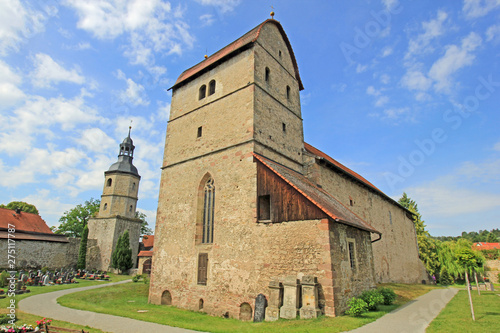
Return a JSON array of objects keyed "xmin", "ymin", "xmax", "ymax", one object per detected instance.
[{"xmin": 197, "ymin": 126, "xmax": 203, "ymax": 138}]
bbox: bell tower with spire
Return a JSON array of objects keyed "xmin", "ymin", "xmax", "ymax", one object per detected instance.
[{"xmin": 87, "ymin": 126, "xmax": 142, "ymax": 271}]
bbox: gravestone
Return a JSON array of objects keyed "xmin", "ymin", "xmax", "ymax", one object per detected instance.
[
  {"xmin": 299, "ymin": 275, "xmax": 321, "ymax": 319},
  {"xmin": 33, "ymin": 277, "xmax": 40, "ymax": 286},
  {"xmin": 20, "ymin": 274, "xmax": 27, "ymax": 283},
  {"xmin": 279, "ymin": 276, "xmax": 300, "ymax": 319},
  {"xmin": 253, "ymin": 293, "xmax": 267, "ymax": 322},
  {"xmin": 43, "ymin": 275, "xmax": 50, "ymax": 286},
  {"xmin": 265, "ymin": 280, "xmax": 283, "ymax": 321}
]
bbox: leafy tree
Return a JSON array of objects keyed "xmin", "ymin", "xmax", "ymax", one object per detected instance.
[
  {"xmin": 486, "ymin": 232, "xmax": 498, "ymax": 243},
  {"xmin": 136, "ymin": 211, "xmax": 153, "ymax": 235},
  {"xmin": 55, "ymin": 198, "xmax": 100, "ymax": 237},
  {"xmin": 111, "ymin": 230, "xmax": 133, "ymax": 273},
  {"xmin": 0, "ymin": 201, "xmax": 39, "ymax": 215},
  {"xmin": 77, "ymin": 225, "xmax": 89, "ymax": 270},
  {"xmin": 398, "ymin": 192, "xmax": 440, "ymax": 276},
  {"xmin": 439, "ymin": 266, "xmax": 453, "ymax": 285}
]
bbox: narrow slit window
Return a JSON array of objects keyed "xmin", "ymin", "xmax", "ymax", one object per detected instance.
[
  {"xmin": 265, "ymin": 67, "xmax": 270, "ymax": 82},
  {"xmin": 286, "ymin": 85, "xmax": 290, "ymax": 100},
  {"xmin": 282, "ymin": 123, "xmax": 286, "ymax": 133},
  {"xmin": 197, "ymin": 253, "xmax": 208, "ymax": 285},
  {"xmin": 197, "ymin": 126, "xmax": 203, "ymax": 138},
  {"xmin": 208, "ymin": 80, "xmax": 216, "ymax": 95},
  {"xmin": 258, "ymin": 195, "xmax": 271, "ymax": 221},
  {"xmin": 199, "ymin": 85, "xmax": 206, "ymax": 100},
  {"xmin": 103, "ymin": 203, "xmax": 108, "ymax": 211},
  {"xmin": 279, "ymin": 50, "xmax": 282, "ymax": 58},
  {"xmin": 348, "ymin": 241, "xmax": 356, "ymax": 270}
]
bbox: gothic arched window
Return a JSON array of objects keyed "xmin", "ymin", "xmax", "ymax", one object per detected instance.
[{"xmin": 202, "ymin": 177, "xmax": 215, "ymax": 243}]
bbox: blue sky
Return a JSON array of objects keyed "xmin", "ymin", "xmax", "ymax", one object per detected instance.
[{"xmin": 1, "ymin": 0, "xmax": 499, "ymax": 237}]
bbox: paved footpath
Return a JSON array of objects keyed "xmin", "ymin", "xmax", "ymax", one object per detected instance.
[
  {"xmin": 348, "ymin": 288, "xmax": 458, "ymax": 333},
  {"xmin": 19, "ymin": 280, "xmax": 201, "ymax": 333}
]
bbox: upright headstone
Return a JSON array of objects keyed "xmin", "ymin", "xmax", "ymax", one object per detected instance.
[
  {"xmin": 299, "ymin": 275, "xmax": 321, "ymax": 319},
  {"xmin": 43, "ymin": 275, "xmax": 50, "ymax": 286},
  {"xmin": 279, "ymin": 276, "xmax": 300, "ymax": 319},
  {"xmin": 253, "ymin": 293, "xmax": 267, "ymax": 322},
  {"xmin": 265, "ymin": 280, "xmax": 283, "ymax": 321}
]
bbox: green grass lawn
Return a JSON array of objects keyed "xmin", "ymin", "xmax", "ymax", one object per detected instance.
[
  {"xmin": 427, "ymin": 289, "xmax": 500, "ymax": 333},
  {"xmin": 57, "ymin": 282, "xmax": 440, "ymax": 333},
  {"xmin": 0, "ymin": 273, "xmax": 130, "ymax": 333}
]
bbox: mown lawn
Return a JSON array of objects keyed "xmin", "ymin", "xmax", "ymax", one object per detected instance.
[
  {"xmin": 427, "ymin": 289, "xmax": 500, "ymax": 333},
  {"xmin": 58, "ymin": 282, "xmax": 440, "ymax": 333},
  {"xmin": 0, "ymin": 273, "xmax": 130, "ymax": 333}
]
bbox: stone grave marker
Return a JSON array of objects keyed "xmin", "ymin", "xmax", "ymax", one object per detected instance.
[
  {"xmin": 279, "ymin": 276, "xmax": 300, "ymax": 319},
  {"xmin": 43, "ymin": 275, "xmax": 50, "ymax": 286},
  {"xmin": 253, "ymin": 293, "xmax": 267, "ymax": 322},
  {"xmin": 299, "ymin": 275, "xmax": 321, "ymax": 319},
  {"xmin": 265, "ymin": 280, "xmax": 283, "ymax": 321}
]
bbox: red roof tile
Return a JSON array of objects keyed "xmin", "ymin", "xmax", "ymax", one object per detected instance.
[
  {"xmin": 473, "ymin": 242, "xmax": 500, "ymax": 250},
  {"xmin": 142, "ymin": 235, "xmax": 154, "ymax": 248},
  {"xmin": 253, "ymin": 153, "xmax": 379, "ymax": 234},
  {"xmin": 171, "ymin": 19, "xmax": 303, "ymax": 91},
  {"xmin": 0, "ymin": 207, "xmax": 53, "ymax": 234},
  {"xmin": 138, "ymin": 250, "xmax": 153, "ymax": 257}
]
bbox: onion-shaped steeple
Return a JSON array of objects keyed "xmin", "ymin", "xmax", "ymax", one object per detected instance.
[{"xmin": 106, "ymin": 126, "xmax": 139, "ymax": 176}]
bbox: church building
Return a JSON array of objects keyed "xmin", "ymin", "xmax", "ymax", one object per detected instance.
[{"xmin": 149, "ymin": 18, "xmax": 426, "ymax": 318}]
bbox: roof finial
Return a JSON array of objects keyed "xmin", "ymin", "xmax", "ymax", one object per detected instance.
[
  {"xmin": 270, "ymin": 6, "xmax": 275, "ymax": 19},
  {"xmin": 128, "ymin": 120, "xmax": 132, "ymax": 137}
]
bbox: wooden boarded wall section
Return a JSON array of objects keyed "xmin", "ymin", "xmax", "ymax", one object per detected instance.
[{"xmin": 256, "ymin": 161, "xmax": 327, "ymax": 223}]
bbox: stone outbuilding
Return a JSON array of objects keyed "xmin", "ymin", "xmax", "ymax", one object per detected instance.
[
  {"xmin": 0, "ymin": 207, "xmax": 79, "ymax": 269},
  {"xmin": 149, "ymin": 19, "xmax": 426, "ymax": 319}
]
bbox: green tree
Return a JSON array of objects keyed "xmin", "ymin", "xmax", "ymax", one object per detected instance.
[
  {"xmin": 111, "ymin": 230, "xmax": 133, "ymax": 273},
  {"xmin": 55, "ymin": 198, "xmax": 100, "ymax": 237},
  {"xmin": 136, "ymin": 211, "xmax": 153, "ymax": 235},
  {"xmin": 77, "ymin": 225, "xmax": 89, "ymax": 270},
  {"xmin": 439, "ymin": 266, "xmax": 453, "ymax": 285},
  {"xmin": 0, "ymin": 201, "xmax": 39, "ymax": 215},
  {"xmin": 486, "ymin": 232, "xmax": 498, "ymax": 243},
  {"xmin": 398, "ymin": 192, "xmax": 440, "ymax": 276}
]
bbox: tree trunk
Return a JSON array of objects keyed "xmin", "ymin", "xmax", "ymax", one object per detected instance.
[
  {"xmin": 465, "ymin": 272, "xmax": 475, "ymax": 321},
  {"xmin": 474, "ymin": 272, "xmax": 480, "ymax": 295}
]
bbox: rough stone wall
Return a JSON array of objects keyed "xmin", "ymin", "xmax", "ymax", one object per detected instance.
[
  {"xmin": 485, "ymin": 260, "xmax": 500, "ymax": 283},
  {"xmin": 253, "ymin": 24, "xmax": 304, "ymax": 172},
  {"xmin": 0, "ymin": 238, "xmax": 80, "ymax": 269},
  {"xmin": 310, "ymin": 159, "xmax": 424, "ymax": 283},
  {"xmin": 99, "ymin": 173, "xmax": 140, "ymax": 219},
  {"xmin": 329, "ymin": 223, "xmax": 376, "ymax": 313},
  {"xmin": 87, "ymin": 216, "xmax": 141, "ymax": 271}
]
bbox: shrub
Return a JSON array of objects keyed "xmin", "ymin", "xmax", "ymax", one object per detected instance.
[
  {"xmin": 378, "ymin": 287, "xmax": 396, "ymax": 305},
  {"xmin": 359, "ymin": 289, "xmax": 384, "ymax": 311},
  {"xmin": 439, "ymin": 266, "xmax": 453, "ymax": 285},
  {"xmin": 346, "ymin": 297, "xmax": 368, "ymax": 316},
  {"xmin": 41, "ymin": 267, "xmax": 49, "ymax": 274},
  {"xmin": 143, "ymin": 275, "xmax": 150, "ymax": 285},
  {"xmin": 0, "ymin": 271, "xmax": 9, "ymax": 288},
  {"xmin": 132, "ymin": 274, "xmax": 142, "ymax": 283}
]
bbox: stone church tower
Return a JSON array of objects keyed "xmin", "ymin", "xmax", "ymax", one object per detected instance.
[{"xmin": 87, "ymin": 127, "xmax": 142, "ymax": 271}]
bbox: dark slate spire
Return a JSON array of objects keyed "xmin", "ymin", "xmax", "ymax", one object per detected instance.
[{"xmin": 106, "ymin": 126, "xmax": 140, "ymax": 176}]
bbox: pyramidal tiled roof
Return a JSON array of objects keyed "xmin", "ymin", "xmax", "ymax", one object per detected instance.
[
  {"xmin": 171, "ymin": 19, "xmax": 303, "ymax": 90},
  {"xmin": 253, "ymin": 154, "xmax": 379, "ymax": 234}
]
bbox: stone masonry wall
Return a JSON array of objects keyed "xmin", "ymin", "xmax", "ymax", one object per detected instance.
[
  {"xmin": 99, "ymin": 173, "xmax": 140, "ymax": 219},
  {"xmin": 0, "ymin": 238, "xmax": 80, "ymax": 270},
  {"xmin": 310, "ymin": 159, "xmax": 425, "ymax": 283}
]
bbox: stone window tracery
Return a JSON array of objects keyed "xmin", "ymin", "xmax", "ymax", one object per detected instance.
[{"xmin": 202, "ymin": 177, "xmax": 215, "ymax": 244}]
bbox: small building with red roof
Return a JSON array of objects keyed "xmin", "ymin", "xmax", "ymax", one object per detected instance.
[
  {"xmin": 137, "ymin": 235, "xmax": 154, "ymax": 275},
  {"xmin": 473, "ymin": 242, "xmax": 500, "ymax": 251},
  {"xmin": 0, "ymin": 207, "xmax": 80, "ymax": 269}
]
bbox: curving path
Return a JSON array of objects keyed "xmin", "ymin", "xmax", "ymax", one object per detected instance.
[
  {"xmin": 348, "ymin": 288, "xmax": 459, "ymax": 333},
  {"xmin": 18, "ymin": 280, "xmax": 201, "ymax": 333}
]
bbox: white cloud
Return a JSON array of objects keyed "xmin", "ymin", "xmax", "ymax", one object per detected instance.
[
  {"xmin": 195, "ymin": 0, "xmax": 241, "ymax": 13},
  {"xmin": 486, "ymin": 24, "xmax": 500, "ymax": 42},
  {"xmin": 116, "ymin": 70, "xmax": 150, "ymax": 107},
  {"xmin": 375, "ymin": 96, "xmax": 389, "ymax": 107},
  {"xmin": 65, "ymin": 0, "xmax": 195, "ymax": 72},
  {"xmin": 457, "ymin": 159, "xmax": 500, "ymax": 183},
  {"xmin": 380, "ymin": 74, "xmax": 390, "ymax": 84},
  {"xmin": 75, "ymin": 128, "xmax": 116, "ymax": 153},
  {"xmin": 200, "ymin": 14, "xmax": 215, "ymax": 26},
  {"xmin": 463, "ymin": 0, "xmax": 500, "ymax": 19},
  {"xmin": 382, "ymin": 107, "xmax": 410, "ymax": 120},
  {"xmin": 381, "ymin": 47, "xmax": 393, "ymax": 57},
  {"xmin": 382, "ymin": 0, "xmax": 399, "ymax": 11},
  {"xmin": 155, "ymin": 101, "xmax": 171, "ymax": 122},
  {"xmin": 405, "ymin": 10, "xmax": 448, "ymax": 60},
  {"xmin": 366, "ymin": 86, "xmax": 381, "ymax": 96},
  {"xmin": 356, "ymin": 63, "xmax": 368, "ymax": 73},
  {"xmin": 428, "ymin": 32, "xmax": 482, "ymax": 92},
  {"xmin": 0, "ymin": 60, "xmax": 25, "ymax": 109},
  {"xmin": 19, "ymin": 189, "xmax": 74, "ymax": 225},
  {"xmin": 401, "ymin": 69, "xmax": 432, "ymax": 91},
  {"xmin": 0, "ymin": 0, "xmax": 52, "ymax": 55},
  {"xmin": 31, "ymin": 53, "xmax": 85, "ymax": 88}
]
